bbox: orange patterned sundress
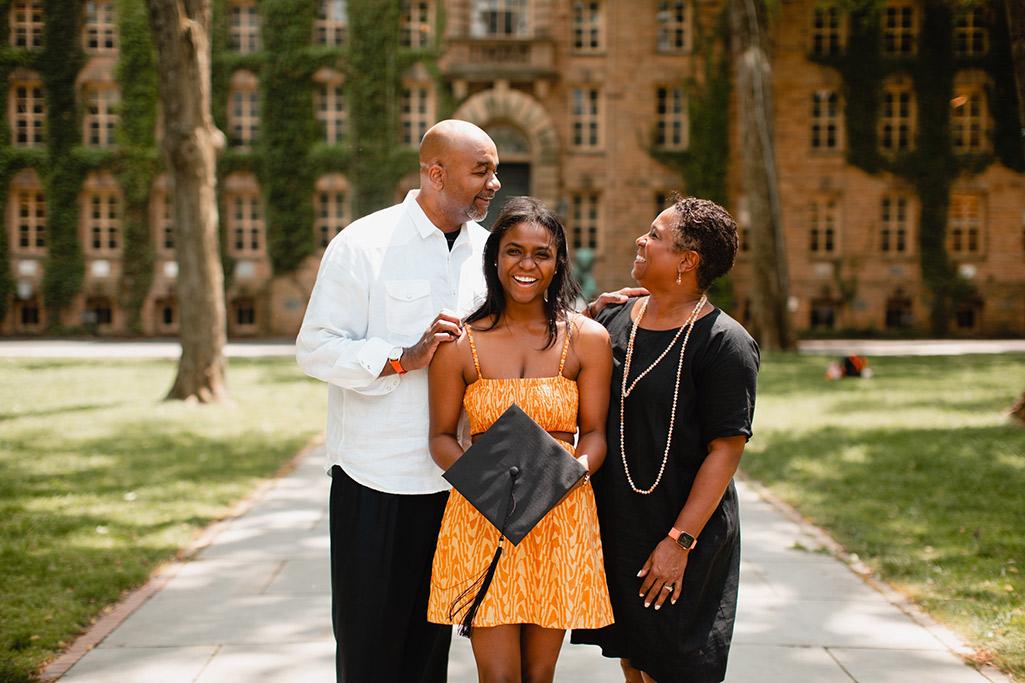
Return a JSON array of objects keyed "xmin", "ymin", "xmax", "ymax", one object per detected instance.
[{"xmin": 427, "ymin": 327, "xmax": 614, "ymax": 630}]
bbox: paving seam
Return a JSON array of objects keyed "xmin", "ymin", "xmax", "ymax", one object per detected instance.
[
  {"xmin": 39, "ymin": 436, "xmax": 325, "ymax": 682},
  {"xmin": 738, "ymin": 472, "xmax": 1015, "ymax": 683},
  {"xmin": 822, "ymin": 646, "xmax": 860, "ymax": 682}
]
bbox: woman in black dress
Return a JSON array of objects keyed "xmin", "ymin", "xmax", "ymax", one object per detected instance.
[{"xmin": 572, "ymin": 197, "xmax": 759, "ymax": 683}]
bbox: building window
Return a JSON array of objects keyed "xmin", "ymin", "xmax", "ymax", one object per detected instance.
[
  {"xmin": 885, "ymin": 291, "xmax": 913, "ymax": 329},
  {"xmin": 955, "ymin": 301, "xmax": 979, "ymax": 330},
  {"xmin": 880, "ymin": 80, "xmax": 914, "ymax": 153},
  {"xmin": 85, "ymin": 296, "xmax": 113, "ymax": 327},
  {"xmin": 880, "ymin": 194, "xmax": 910, "ymax": 253},
  {"xmin": 948, "ymin": 193, "xmax": 982, "ymax": 255},
  {"xmin": 315, "ymin": 0, "xmax": 347, "ymax": 46},
  {"xmin": 16, "ymin": 298, "xmax": 41, "ymax": 329},
  {"xmin": 229, "ymin": 1, "xmax": 262, "ymax": 53},
  {"xmin": 573, "ymin": 1, "xmax": 603, "ymax": 52},
  {"xmin": 655, "ymin": 86, "xmax": 688, "ymax": 150},
  {"xmin": 83, "ymin": 86, "xmax": 119, "ymax": 147},
  {"xmin": 400, "ymin": 0, "xmax": 431, "ymax": 48},
  {"xmin": 86, "ymin": 191, "xmax": 121, "ymax": 254},
  {"xmin": 155, "ymin": 297, "xmax": 177, "ymax": 332},
  {"xmin": 14, "ymin": 189, "xmax": 46, "ymax": 253},
  {"xmin": 228, "ymin": 72, "xmax": 260, "ymax": 147},
  {"xmin": 158, "ymin": 193, "xmax": 174, "ymax": 252},
  {"xmin": 570, "ymin": 192, "xmax": 600, "ymax": 252},
  {"xmin": 882, "ymin": 2, "xmax": 915, "ymax": 55},
  {"xmin": 315, "ymin": 79, "xmax": 347, "ymax": 145},
  {"xmin": 810, "ymin": 298, "xmax": 836, "ymax": 329},
  {"xmin": 951, "ymin": 79, "xmax": 989, "ymax": 154},
  {"xmin": 656, "ymin": 1, "xmax": 690, "ymax": 53},
  {"xmin": 471, "ymin": 0, "xmax": 529, "ymax": 37},
  {"xmin": 233, "ymin": 297, "xmax": 257, "ymax": 328},
  {"xmin": 811, "ymin": 6, "xmax": 843, "ymax": 57},
  {"xmin": 955, "ymin": 7, "xmax": 987, "ymax": 57},
  {"xmin": 227, "ymin": 192, "xmax": 263, "ymax": 257},
  {"xmin": 809, "ymin": 198, "xmax": 837, "ymax": 254},
  {"xmin": 10, "ymin": 79, "xmax": 45, "ymax": 147},
  {"xmin": 10, "ymin": 1, "xmax": 44, "ymax": 49},
  {"xmin": 315, "ymin": 175, "xmax": 350, "ymax": 248},
  {"xmin": 655, "ymin": 192, "xmax": 673, "ymax": 217},
  {"xmin": 811, "ymin": 90, "xmax": 840, "ymax": 150},
  {"xmin": 571, "ymin": 88, "xmax": 601, "ymax": 149},
  {"xmin": 400, "ymin": 85, "xmax": 432, "ymax": 148},
  {"xmin": 83, "ymin": 1, "xmax": 117, "ymax": 53}
]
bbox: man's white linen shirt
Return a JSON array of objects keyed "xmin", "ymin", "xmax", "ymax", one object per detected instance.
[{"xmin": 296, "ymin": 190, "xmax": 489, "ymax": 494}]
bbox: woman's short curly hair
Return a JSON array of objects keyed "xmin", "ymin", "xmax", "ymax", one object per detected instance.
[{"xmin": 667, "ymin": 195, "xmax": 739, "ymax": 291}]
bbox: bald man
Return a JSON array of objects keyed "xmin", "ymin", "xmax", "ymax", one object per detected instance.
[{"xmin": 297, "ymin": 120, "xmax": 500, "ymax": 682}]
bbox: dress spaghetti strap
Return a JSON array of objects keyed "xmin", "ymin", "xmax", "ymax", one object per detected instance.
[
  {"xmin": 466, "ymin": 327, "xmax": 483, "ymax": 380},
  {"xmin": 558, "ymin": 320, "xmax": 572, "ymax": 377}
]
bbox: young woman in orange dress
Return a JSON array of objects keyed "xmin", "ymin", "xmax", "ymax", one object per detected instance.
[{"xmin": 426, "ymin": 197, "xmax": 614, "ymax": 682}]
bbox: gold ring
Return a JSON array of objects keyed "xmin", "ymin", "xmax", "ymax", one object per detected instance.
[{"xmin": 662, "ymin": 584, "xmax": 674, "ymax": 592}]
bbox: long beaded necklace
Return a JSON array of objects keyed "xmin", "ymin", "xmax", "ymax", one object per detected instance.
[{"xmin": 619, "ymin": 293, "xmax": 708, "ymax": 495}]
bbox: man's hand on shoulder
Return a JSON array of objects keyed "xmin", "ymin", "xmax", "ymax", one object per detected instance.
[
  {"xmin": 399, "ymin": 309, "xmax": 462, "ymax": 372},
  {"xmin": 585, "ymin": 287, "xmax": 649, "ymax": 319}
]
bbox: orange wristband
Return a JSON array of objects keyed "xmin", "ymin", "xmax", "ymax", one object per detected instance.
[{"xmin": 388, "ymin": 357, "xmax": 406, "ymax": 375}]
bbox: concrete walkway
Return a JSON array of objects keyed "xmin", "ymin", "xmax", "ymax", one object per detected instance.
[{"xmin": 47, "ymin": 447, "xmax": 1008, "ymax": 683}]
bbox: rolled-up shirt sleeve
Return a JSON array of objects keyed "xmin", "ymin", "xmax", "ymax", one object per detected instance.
[{"xmin": 296, "ymin": 238, "xmax": 401, "ymax": 396}]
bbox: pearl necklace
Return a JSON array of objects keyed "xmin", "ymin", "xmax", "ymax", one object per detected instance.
[{"xmin": 619, "ymin": 294, "xmax": 707, "ymax": 495}]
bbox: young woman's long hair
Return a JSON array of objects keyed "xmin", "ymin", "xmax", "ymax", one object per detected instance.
[{"xmin": 465, "ymin": 196, "xmax": 581, "ymax": 349}]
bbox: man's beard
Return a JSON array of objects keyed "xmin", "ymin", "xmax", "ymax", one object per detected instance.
[{"xmin": 465, "ymin": 203, "xmax": 489, "ymax": 222}]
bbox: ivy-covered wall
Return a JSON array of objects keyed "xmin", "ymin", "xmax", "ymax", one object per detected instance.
[
  {"xmin": 39, "ymin": 0, "xmax": 86, "ymax": 330},
  {"xmin": 2, "ymin": 0, "xmax": 444, "ymax": 332},
  {"xmin": 208, "ymin": 0, "xmax": 439, "ymax": 273},
  {"xmin": 813, "ymin": 0, "xmax": 1023, "ymax": 334},
  {"xmin": 114, "ymin": 0, "xmax": 158, "ymax": 333}
]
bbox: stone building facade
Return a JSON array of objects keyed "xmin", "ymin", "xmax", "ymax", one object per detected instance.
[{"xmin": 3, "ymin": 0, "xmax": 1023, "ymax": 338}]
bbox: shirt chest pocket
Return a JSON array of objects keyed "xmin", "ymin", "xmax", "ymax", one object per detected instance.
[{"xmin": 384, "ymin": 279, "xmax": 435, "ymax": 338}]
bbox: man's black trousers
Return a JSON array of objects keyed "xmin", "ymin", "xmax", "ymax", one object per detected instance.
[{"xmin": 329, "ymin": 465, "xmax": 451, "ymax": 683}]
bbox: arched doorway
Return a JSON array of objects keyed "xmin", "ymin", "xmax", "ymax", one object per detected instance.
[{"xmin": 483, "ymin": 123, "xmax": 530, "ymax": 228}]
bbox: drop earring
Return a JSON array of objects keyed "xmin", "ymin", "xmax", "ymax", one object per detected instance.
[
  {"xmin": 675, "ymin": 270, "xmax": 683, "ymax": 286},
  {"xmin": 543, "ymin": 288, "xmax": 549, "ymax": 303}
]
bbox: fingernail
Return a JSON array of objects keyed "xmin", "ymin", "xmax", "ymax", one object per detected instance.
[
  {"xmin": 644, "ymin": 602, "xmax": 650, "ymax": 608},
  {"xmin": 636, "ymin": 570, "xmax": 644, "ymax": 577},
  {"xmin": 638, "ymin": 592, "xmax": 644, "ymax": 597},
  {"xmin": 671, "ymin": 599, "xmax": 677, "ymax": 605},
  {"xmin": 654, "ymin": 604, "xmax": 661, "ymax": 611}
]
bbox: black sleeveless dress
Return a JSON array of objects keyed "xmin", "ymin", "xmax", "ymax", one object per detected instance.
[{"xmin": 572, "ymin": 301, "xmax": 759, "ymax": 683}]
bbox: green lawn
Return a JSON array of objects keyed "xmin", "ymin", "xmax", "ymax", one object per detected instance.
[
  {"xmin": 0, "ymin": 357, "xmax": 326, "ymax": 683},
  {"xmin": 743, "ymin": 352, "xmax": 1025, "ymax": 678}
]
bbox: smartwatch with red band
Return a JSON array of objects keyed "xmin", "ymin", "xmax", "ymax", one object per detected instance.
[
  {"xmin": 388, "ymin": 347, "xmax": 407, "ymax": 375},
  {"xmin": 668, "ymin": 527, "xmax": 697, "ymax": 551}
]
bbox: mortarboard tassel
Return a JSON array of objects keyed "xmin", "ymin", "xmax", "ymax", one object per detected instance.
[
  {"xmin": 455, "ymin": 540, "xmax": 503, "ymax": 637},
  {"xmin": 450, "ymin": 466, "xmax": 520, "ymax": 638}
]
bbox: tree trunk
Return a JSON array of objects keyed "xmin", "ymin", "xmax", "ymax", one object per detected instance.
[
  {"xmin": 1004, "ymin": 0, "xmax": 1024, "ymax": 424},
  {"xmin": 146, "ymin": 0, "xmax": 228, "ymax": 402},
  {"xmin": 729, "ymin": 0, "xmax": 793, "ymax": 351},
  {"xmin": 1011, "ymin": 393, "xmax": 1025, "ymax": 424}
]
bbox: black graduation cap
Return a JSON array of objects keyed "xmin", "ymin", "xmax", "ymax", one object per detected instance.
[{"xmin": 442, "ymin": 402, "xmax": 587, "ymax": 636}]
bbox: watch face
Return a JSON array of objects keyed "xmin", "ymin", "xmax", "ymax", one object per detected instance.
[{"xmin": 676, "ymin": 532, "xmax": 696, "ymax": 550}]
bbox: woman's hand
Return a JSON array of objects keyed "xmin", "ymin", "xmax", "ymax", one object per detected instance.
[
  {"xmin": 576, "ymin": 452, "xmax": 590, "ymax": 474},
  {"xmin": 637, "ymin": 538, "xmax": 689, "ymax": 610}
]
